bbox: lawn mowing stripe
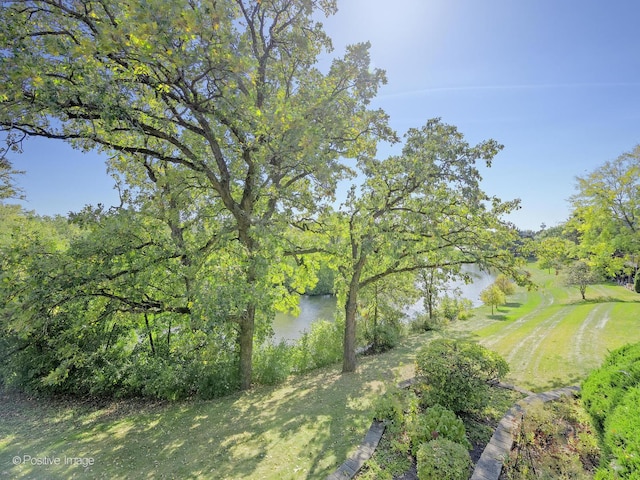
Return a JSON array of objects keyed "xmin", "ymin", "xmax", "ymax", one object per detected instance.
[
  {"xmin": 503, "ymin": 304, "xmax": 572, "ymax": 369},
  {"xmin": 570, "ymin": 303, "xmax": 610, "ymax": 366},
  {"xmin": 524, "ymin": 304, "xmax": 604, "ymax": 389},
  {"xmin": 480, "ymin": 289, "xmax": 554, "ymax": 348}
]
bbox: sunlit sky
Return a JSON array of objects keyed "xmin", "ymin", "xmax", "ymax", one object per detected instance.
[{"xmin": 7, "ymin": 0, "xmax": 640, "ymax": 231}]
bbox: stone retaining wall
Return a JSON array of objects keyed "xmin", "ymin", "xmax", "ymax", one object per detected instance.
[{"xmin": 470, "ymin": 385, "xmax": 580, "ymax": 480}]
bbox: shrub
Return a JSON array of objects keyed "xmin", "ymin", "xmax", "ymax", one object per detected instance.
[
  {"xmin": 253, "ymin": 340, "xmax": 293, "ymax": 386},
  {"xmin": 289, "ymin": 318, "xmax": 343, "ymax": 373},
  {"xmin": 415, "ymin": 339, "xmax": 509, "ymax": 413},
  {"xmin": 364, "ymin": 321, "xmax": 402, "ymax": 353},
  {"xmin": 601, "ymin": 386, "xmax": 640, "ymax": 477},
  {"xmin": 409, "ymin": 313, "xmax": 443, "ymax": 332},
  {"xmin": 581, "ymin": 343, "xmax": 640, "ymax": 433},
  {"xmin": 438, "ymin": 295, "xmax": 473, "ymax": 322},
  {"xmin": 416, "ymin": 439, "xmax": 471, "ymax": 480},
  {"xmin": 372, "ymin": 385, "xmax": 419, "ymax": 432},
  {"xmin": 407, "ymin": 404, "xmax": 471, "ymax": 453}
]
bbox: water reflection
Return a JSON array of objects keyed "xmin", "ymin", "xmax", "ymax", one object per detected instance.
[
  {"xmin": 272, "ymin": 295, "xmax": 338, "ymax": 342},
  {"xmin": 271, "ymin": 265, "xmax": 496, "ymax": 342}
]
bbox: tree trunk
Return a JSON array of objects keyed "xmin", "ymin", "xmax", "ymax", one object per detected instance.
[
  {"xmin": 239, "ymin": 304, "xmax": 255, "ymax": 390},
  {"xmin": 343, "ymin": 291, "xmax": 358, "ymax": 373},
  {"xmin": 343, "ymin": 251, "xmax": 366, "ymax": 373}
]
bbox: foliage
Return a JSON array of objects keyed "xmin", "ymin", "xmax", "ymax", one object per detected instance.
[
  {"xmin": 358, "ymin": 273, "xmax": 416, "ymax": 353},
  {"xmin": 581, "ymin": 342, "xmax": 640, "ymax": 434},
  {"xmin": 504, "ymin": 397, "xmax": 600, "ymax": 480},
  {"xmin": 569, "ymin": 146, "xmax": 640, "ymax": 280},
  {"xmin": 0, "ymin": 0, "xmax": 392, "ymax": 391},
  {"xmin": 437, "ymin": 294, "xmax": 473, "ymax": 322},
  {"xmin": 0, "ymin": 154, "xmax": 24, "ymax": 200},
  {"xmin": 305, "ymin": 262, "xmax": 336, "ymax": 296},
  {"xmin": 480, "ymin": 284, "xmax": 506, "ymax": 314},
  {"xmin": 600, "ymin": 386, "xmax": 640, "ymax": 477},
  {"xmin": 415, "ymin": 438, "xmax": 472, "ymax": 480},
  {"xmin": 291, "ymin": 317, "xmax": 344, "ymax": 373},
  {"xmin": 252, "ymin": 340, "xmax": 293, "ymax": 386},
  {"xmin": 535, "ymin": 236, "xmax": 574, "ymax": 275},
  {"xmin": 415, "ymin": 339, "xmax": 509, "ymax": 413},
  {"xmin": 494, "ymin": 274, "xmax": 516, "ymax": 296},
  {"xmin": 635, "ymin": 270, "xmax": 640, "ymax": 293},
  {"xmin": 406, "ymin": 404, "xmax": 471, "ymax": 453},
  {"xmin": 326, "ymin": 118, "xmax": 528, "ymax": 373},
  {"xmin": 564, "ymin": 260, "xmax": 600, "ymax": 300},
  {"xmin": 372, "ymin": 385, "xmax": 419, "ymax": 432}
]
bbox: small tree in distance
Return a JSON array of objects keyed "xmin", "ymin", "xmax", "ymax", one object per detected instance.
[
  {"xmin": 494, "ymin": 274, "xmax": 516, "ymax": 296},
  {"xmin": 480, "ymin": 285, "xmax": 506, "ymax": 315},
  {"xmin": 565, "ymin": 260, "xmax": 599, "ymax": 300}
]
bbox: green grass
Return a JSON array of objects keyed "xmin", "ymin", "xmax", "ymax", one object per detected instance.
[
  {"xmin": 0, "ymin": 334, "xmax": 432, "ymax": 480},
  {"xmin": 454, "ymin": 264, "xmax": 640, "ymax": 391},
  {"xmin": 2, "ymin": 263, "xmax": 639, "ymax": 479}
]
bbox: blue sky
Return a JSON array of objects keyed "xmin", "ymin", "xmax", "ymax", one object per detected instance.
[{"xmin": 7, "ymin": 0, "xmax": 640, "ymax": 230}]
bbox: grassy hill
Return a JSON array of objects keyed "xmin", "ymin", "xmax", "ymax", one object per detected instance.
[{"xmin": 2, "ymin": 264, "xmax": 639, "ymax": 479}]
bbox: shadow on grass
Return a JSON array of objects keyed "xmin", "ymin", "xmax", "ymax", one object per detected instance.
[
  {"xmin": 0, "ymin": 332, "xmax": 436, "ymax": 480},
  {"xmin": 504, "ymin": 302, "xmax": 522, "ymax": 308},
  {"xmin": 565, "ymin": 296, "xmax": 640, "ymax": 305},
  {"xmin": 488, "ymin": 314, "xmax": 508, "ymax": 321},
  {"xmin": 523, "ymin": 373, "xmax": 586, "ymax": 393}
]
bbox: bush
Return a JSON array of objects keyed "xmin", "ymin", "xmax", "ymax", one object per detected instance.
[
  {"xmin": 581, "ymin": 343, "xmax": 640, "ymax": 433},
  {"xmin": 407, "ymin": 404, "xmax": 471, "ymax": 453},
  {"xmin": 290, "ymin": 318, "xmax": 343, "ymax": 373},
  {"xmin": 409, "ymin": 313, "xmax": 442, "ymax": 332},
  {"xmin": 600, "ymin": 386, "xmax": 640, "ymax": 477},
  {"xmin": 372, "ymin": 385, "xmax": 419, "ymax": 432},
  {"xmin": 416, "ymin": 439, "xmax": 471, "ymax": 480},
  {"xmin": 415, "ymin": 339, "xmax": 509, "ymax": 413},
  {"xmin": 438, "ymin": 295, "xmax": 472, "ymax": 322},
  {"xmin": 253, "ymin": 340, "xmax": 293, "ymax": 386},
  {"xmin": 364, "ymin": 321, "xmax": 402, "ymax": 353}
]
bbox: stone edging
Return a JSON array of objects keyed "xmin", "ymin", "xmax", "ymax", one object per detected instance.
[
  {"xmin": 327, "ymin": 380, "xmax": 579, "ymax": 480},
  {"xmin": 470, "ymin": 385, "xmax": 580, "ymax": 480},
  {"xmin": 326, "ymin": 378, "xmax": 417, "ymax": 479},
  {"xmin": 326, "ymin": 420, "xmax": 386, "ymax": 480}
]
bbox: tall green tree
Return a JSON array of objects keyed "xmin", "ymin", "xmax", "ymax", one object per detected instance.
[
  {"xmin": 0, "ymin": 0, "xmax": 393, "ymax": 389},
  {"xmin": 569, "ymin": 146, "xmax": 640, "ymax": 280},
  {"xmin": 326, "ymin": 119, "xmax": 527, "ymax": 373}
]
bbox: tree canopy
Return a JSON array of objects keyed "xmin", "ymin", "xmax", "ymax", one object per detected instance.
[
  {"xmin": 0, "ymin": 0, "xmax": 394, "ymax": 390},
  {"xmin": 569, "ymin": 146, "xmax": 640, "ymax": 279}
]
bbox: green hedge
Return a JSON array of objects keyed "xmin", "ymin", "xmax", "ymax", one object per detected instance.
[{"xmin": 582, "ymin": 342, "xmax": 640, "ymax": 478}]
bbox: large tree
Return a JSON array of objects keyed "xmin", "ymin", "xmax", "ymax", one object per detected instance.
[
  {"xmin": 325, "ymin": 119, "xmax": 527, "ymax": 373},
  {"xmin": 0, "ymin": 0, "xmax": 393, "ymax": 389},
  {"xmin": 569, "ymin": 146, "xmax": 640, "ymax": 280}
]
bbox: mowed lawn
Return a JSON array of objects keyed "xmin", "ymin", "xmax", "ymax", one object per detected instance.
[
  {"xmin": 2, "ymin": 264, "xmax": 639, "ymax": 479},
  {"xmin": 452, "ymin": 265, "xmax": 640, "ymax": 391},
  {"xmin": 1, "ymin": 335, "xmax": 427, "ymax": 480}
]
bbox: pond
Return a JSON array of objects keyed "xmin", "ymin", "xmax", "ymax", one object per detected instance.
[{"xmin": 272, "ymin": 265, "xmax": 496, "ymax": 342}]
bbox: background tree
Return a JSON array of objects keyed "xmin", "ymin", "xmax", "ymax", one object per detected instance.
[
  {"xmin": 569, "ymin": 146, "xmax": 640, "ymax": 281},
  {"xmin": 0, "ymin": 139, "xmax": 24, "ymax": 200},
  {"xmin": 0, "ymin": 0, "xmax": 393, "ymax": 389},
  {"xmin": 325, "ymin": 119, "xmax": 527, "ymax": 373},
  {"xmin": 564, "ymin": 260, "xmax": 599, "ymax": 300},
  {"xmin": 535, "ymin": 236, "xmax": 574, "ymax": 275},
  {"xmin": 480, "ymin": 285, "xmax": 506, "ymax": 315},
  {"xmin": 493, "ymin": 274, "xmax": 516, "ymax": 296}
]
